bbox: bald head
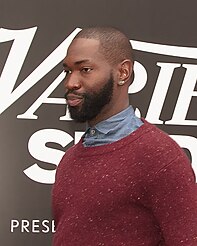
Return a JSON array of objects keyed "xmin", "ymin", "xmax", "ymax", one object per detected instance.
[{"xmin": 73, "ymin": 27, "xmax": 134, "ymax": 66}]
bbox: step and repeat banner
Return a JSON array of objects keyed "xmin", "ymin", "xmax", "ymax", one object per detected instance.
[{"xmin": 1, "ymin": 0, "xmax": 197, "ymax": 245}]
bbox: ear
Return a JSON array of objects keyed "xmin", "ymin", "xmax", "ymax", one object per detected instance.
[{"xmin": 118, "ymin": 59, "xmax": 133, "ymax": 84}]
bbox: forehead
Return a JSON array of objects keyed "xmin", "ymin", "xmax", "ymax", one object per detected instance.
[{"xmin": 64, "ymin": 38, "xmax": 106, "ymax": 65}]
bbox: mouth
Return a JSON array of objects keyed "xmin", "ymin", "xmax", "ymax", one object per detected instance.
[{"xmin": 66, "ymin": 94, "xmax": 84, "ymax": 107}]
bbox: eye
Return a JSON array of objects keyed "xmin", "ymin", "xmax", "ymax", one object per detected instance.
[
  {"xmin": 63, "ymin": 69, "xmax": 72, "ymax": 78},
  {"xmin": 81, "ymin": 67, "xmax": 92, "ymax": 73}
]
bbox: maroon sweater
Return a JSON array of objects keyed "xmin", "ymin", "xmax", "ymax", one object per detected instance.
[{"xmin": 52, "ymin": 121, "xmax": 197, "ymax": 245}]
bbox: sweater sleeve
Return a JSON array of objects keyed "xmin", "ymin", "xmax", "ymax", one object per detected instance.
[{"xmin": 148, "ymin": 153, "xmax": 197, "ymax": 245}]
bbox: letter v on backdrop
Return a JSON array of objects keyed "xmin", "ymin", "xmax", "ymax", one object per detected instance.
[{"xmin": 0, "ymin": 27, "xmax": 81, "ymax": 116}]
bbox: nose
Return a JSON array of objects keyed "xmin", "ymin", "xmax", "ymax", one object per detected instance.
[{"xmin": 64, "ymin": 72, "xmax": 81, "ymax": 91}]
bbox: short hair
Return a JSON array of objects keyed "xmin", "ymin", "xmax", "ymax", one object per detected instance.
[{"xmin": 73, "ymin": 26, "xmax": 134, "ymax": 65}]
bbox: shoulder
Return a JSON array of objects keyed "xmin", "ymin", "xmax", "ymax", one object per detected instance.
[
  {"xmin": 132, "ymin": 120, "xmax": 190, "ymax": 172},
  {"xmin": 137, "ymin": 119, "xmax": 185, "ymax": 155}
]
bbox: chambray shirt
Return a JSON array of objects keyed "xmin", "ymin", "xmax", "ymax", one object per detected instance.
[{"xmin": 83, "ymin": 106, "xmax": 143, "ymax": 147}]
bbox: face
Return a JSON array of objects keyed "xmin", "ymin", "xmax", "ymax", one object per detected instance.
[
  {"xmin": 65, "ymin": 75, "xmax": 114, "ymax": 122},
  {"xmin": 63, "ymin": 38, "xmax": 116, "ymax": 123}
]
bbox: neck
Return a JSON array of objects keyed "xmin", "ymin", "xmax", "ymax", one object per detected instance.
[{"xmin": 88, "ymin": 99, "xmax": 129, "ymax": 127}]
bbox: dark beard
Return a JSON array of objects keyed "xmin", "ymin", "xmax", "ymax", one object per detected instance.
[{"xmin": 65, "ymin": 74, "xmax": 114, "ymax": 122}]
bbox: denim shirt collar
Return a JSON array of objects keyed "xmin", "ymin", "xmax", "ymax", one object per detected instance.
[
  {"xmin": 83, "ymin": 105, "xmax": 143, "ymax": 147},
  {"xmin": 92, "ymin": 106, "xmax": 134, "ymax": 134}
]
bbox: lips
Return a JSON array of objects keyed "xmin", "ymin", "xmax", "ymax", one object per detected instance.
[{"xmin": 66, "ymin": 94, "xmax": 84, "ymax": 107}]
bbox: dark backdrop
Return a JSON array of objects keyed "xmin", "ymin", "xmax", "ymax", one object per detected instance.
[{"xmin": 1, "ymin": 1, "xmax": 197, "ymax": 245}]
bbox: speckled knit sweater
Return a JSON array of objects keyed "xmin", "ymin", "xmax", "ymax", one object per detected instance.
[{"xmin": 52, "ymin": 120, "xmax": 197, "ymax": 246}]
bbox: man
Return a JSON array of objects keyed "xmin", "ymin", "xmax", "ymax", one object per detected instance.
[{"xmin": 52, "ymin": 27, "xmax": 197, "ymax": 245}]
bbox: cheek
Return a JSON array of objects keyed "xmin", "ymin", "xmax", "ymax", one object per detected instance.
[{"xmin": 83, "ymin": 72, "xmax": 113, "ymax": 91}]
